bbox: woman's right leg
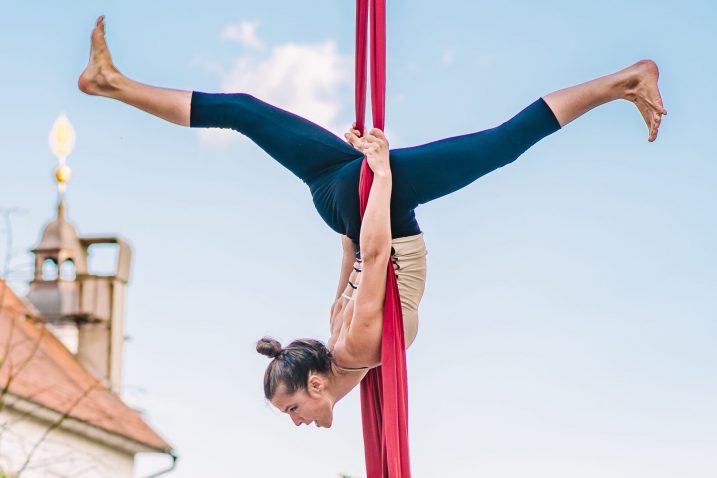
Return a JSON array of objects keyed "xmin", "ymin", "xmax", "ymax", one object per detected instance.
[
  {"xmin": 78, "ymin": 16, "xmax": 192, "ymax": 126},
  {"xmin": 78, "ymin": 16, "xmax": 361, "ymax": 184}
]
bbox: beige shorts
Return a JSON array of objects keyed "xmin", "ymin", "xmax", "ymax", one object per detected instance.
[{"xmin": 391, "ymin": 233, "xmax": 427, "ymax": 347}]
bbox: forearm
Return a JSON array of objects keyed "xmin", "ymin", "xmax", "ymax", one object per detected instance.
[
  {"xmin": 359, "ymin": 172, "xmax": 393, "ymax": 262},
  {"xmin": 335, "ymin": 238, "xmax": 357, "ymax": 300}
]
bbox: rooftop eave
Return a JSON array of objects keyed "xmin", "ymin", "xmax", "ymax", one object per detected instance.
[{"xmin": 3, "ymin": 392, "xmax": 174, "ymax": 456}]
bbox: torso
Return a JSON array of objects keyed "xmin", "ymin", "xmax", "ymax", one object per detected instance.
[{"xmin": 328, "ymin": 233, "xmax": 427, "ymax": 370}]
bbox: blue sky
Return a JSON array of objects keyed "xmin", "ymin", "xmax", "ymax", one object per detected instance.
[{"xmin": 1, "ymin": 1, "xmax": 715, "ymax": 477}]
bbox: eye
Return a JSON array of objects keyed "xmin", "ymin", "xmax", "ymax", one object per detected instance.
[{"xmin": 290, "ymin": 406, "xmax": 298, "ymax": 413}]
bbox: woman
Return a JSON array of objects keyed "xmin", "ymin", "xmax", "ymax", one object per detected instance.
[{"xmin": 79, "ymin": 16, "xmax": 666, "ymax": 428}]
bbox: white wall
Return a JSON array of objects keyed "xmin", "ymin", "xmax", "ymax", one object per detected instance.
[{"xmin": 0, "ymin": 408, "xmax": 135, "ymax": 478}]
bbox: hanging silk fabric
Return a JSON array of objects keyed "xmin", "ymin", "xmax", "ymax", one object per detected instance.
[{"xmin": 355, "ymin": 1, "xmax": 412, "ymax": 477}]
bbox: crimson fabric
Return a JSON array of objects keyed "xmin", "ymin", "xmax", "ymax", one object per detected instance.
[{"xmin": 356, "ymin": 1, "xmax": 412, "ymax": 477}]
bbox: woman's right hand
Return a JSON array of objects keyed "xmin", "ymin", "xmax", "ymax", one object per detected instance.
[{"xmin": 346, "ymin": 127, "xmax": 391, "ymax": 176}]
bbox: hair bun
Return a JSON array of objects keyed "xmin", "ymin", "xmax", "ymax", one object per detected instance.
[{"xmin": 256, "ymin": 337, "xmax": 283, "ymax": 359}]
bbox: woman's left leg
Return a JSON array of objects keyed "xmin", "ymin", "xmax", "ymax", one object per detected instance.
[
  {"xmin": 544, "ymin": 60, "xmax": 666, "ymax": 139},
  {"xmin": 389, "ymin": 60, "xmax": 666, "ymax": 211}
]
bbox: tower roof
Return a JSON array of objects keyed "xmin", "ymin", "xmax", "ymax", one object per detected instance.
[{"xmin": 33, "ymin": 202, "xmax": 83, "ymax": 255}]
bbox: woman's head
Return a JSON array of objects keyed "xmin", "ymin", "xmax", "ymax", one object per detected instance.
[{"xmin": 256, "ymin": 337, "xmax": 336, "ymax": 428}]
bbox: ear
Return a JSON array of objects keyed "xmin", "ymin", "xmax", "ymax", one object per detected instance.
[{"xmin": 307, "ymin": 374, "xmax": 324, "ymax": 396}]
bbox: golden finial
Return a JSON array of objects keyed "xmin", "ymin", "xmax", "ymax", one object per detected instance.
[{"xmin": 49, "ymin": 113, "xmax": 75, "ymax": 196}]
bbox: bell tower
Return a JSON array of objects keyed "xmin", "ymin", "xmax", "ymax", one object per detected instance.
[{"xmin": 26, "ymin": 114, "xmax": 132, "ymax": 394}]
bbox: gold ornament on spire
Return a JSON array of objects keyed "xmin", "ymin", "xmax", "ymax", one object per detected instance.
[{"xmin": 49, "ymin": 113, "xmax": 75, "ymax": 196}]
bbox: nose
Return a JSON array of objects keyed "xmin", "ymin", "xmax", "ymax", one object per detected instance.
[{"xmin": 290, "ymin": 415, "xmax": 303, "ymax": 426}]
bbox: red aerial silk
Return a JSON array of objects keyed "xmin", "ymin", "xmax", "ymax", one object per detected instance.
[{"xmin": 355, "ymin": 1, "xmax": 411, "ymax": 477}]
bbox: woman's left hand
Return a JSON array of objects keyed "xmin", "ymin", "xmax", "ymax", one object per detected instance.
[{"xmin": 344, "ymin": 122, "xmax": 364, "ymax": 151}]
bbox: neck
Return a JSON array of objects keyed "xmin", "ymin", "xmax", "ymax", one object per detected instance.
[{"xmin": 328, "ymin": 363, "xmax": 368, "ymax": 404}]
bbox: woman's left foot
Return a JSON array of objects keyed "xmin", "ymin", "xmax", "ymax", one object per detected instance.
[{"xmin": 622, "ymin": 60, "xmax": 667, "ymax": 142}]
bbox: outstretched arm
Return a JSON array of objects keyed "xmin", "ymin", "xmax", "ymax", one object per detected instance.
[{"xmin": 344, "ymin": 129, "xmax": 392, "ymax": 365}]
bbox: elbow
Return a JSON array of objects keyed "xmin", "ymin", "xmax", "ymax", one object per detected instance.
[
  {"xmin": 361, "ymin": 246, "xmax": 390, "ymax": 266},
  {"xmin": 359, "ymin": 230, "xmax": 391, "ymax": 263},
  {"xmin": 342, "ymin": 236, "xmax": 357, "ymax": 258},
  {"xmin": 359, "ymin": 226, "xmax": 392, "ymax": 263},
  {"xmin": 360, "ymin": 234, "xmax": 391, "ymax": 264}
]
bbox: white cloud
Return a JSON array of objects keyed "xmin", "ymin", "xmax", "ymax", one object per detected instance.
[
  {"xmin": 222, "ymin": 41, "xmax": 350, "ymax": 129},
  {"xmin": 442, "ymin": 48, "xmax": 455, "ymax": 66},
  {"xmin": 194, "ymin": 29, "xmax": 352, "ymax": 148},
  {"xmin": 196, "ymin": 128, "xmax": 241, "ymax": 149},
  {"xmin": 221, "ymin": 21, "xmax": 265, "ymax": 50}
]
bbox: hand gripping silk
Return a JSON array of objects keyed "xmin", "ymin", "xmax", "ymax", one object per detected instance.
[{"xmin": 355, "ymin": 1, "xmax": 411, "ymax": 477}]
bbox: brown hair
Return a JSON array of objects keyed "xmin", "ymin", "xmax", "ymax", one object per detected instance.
[{"xmin": 256, "ymin": 337, "xmax": 333, "ymax": 399}]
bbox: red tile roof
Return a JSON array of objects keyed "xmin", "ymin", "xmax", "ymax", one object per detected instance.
[{"xmin": 0, "ymin": 280, "xmax": 172, "ymax": 453}]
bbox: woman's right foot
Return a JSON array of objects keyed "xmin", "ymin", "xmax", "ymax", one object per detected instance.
[{"xmin": 78, "ymin": 16, "xmax": 122, "ymax": 96}]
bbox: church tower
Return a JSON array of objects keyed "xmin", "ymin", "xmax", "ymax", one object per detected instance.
[{"xmin": 26, "ymin": 114, "xmax": 132, "ymax": 394}]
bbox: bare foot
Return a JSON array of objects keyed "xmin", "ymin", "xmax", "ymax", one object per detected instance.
[
  {"xmin": 78, "ymin": 16, "xmax": 122, "ymax": 96},
  {"xmin": 622, "ymin": 60, "xmax": 667, "ymax": 142}
]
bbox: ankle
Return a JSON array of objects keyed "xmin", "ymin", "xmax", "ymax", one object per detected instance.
[
  {"xmin": 104, "ymin": 68, "xmax": 125, "ymax": 90},
  {"xmin": 611, "ymin": 70, "xmax": 638, "ymax": 102}
]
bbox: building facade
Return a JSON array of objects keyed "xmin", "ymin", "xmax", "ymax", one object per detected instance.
[{"xmin": 0, "ymin": 201, "xmax": 174, "ymax": 477}]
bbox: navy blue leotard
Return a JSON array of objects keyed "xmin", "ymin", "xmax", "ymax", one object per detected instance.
[{"xmin": 190, "ymin": 92, "xmax": 560, "ymax": 242}]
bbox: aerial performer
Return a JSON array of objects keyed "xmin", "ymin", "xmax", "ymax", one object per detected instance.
[{"xmin": 79, "ymin": 15, "xmax": 666, "ymax": 430}]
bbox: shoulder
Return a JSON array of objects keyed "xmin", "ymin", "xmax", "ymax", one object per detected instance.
[
  {"xmin": 329, "ymin": 303, "xmax": 381, "ymax": 369},
  {"xmin": 332, "ymin": 336, "xmax": 380, "ymax": 371}
]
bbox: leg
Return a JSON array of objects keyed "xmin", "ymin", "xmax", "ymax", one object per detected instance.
[
  {"xmin": 389, "ymin": 60, "xmax": 666, "ymax": 210},
  {"xmin": 389, "ymin": 97, "xmax": 561, "ymax": 209},
  {"xmin": 189, "ymin": 92, "xmax": 361, "ymax": 183},
  {"xmin": 78, "ymin": 17, "xmax": 191, "ymax": 126},
  {"xmin": 79, "ymin": 16, "xmax": 361, "ymax": 184}
]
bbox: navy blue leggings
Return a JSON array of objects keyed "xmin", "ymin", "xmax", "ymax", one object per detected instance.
[{"xmin": 190, "ymin": 92, "xmax": 561, "ymax": 242}]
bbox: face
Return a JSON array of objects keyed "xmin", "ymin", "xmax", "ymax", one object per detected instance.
[{"xmin": 271, "ymin": 374, "xmax": 335, "ymax": 428}]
